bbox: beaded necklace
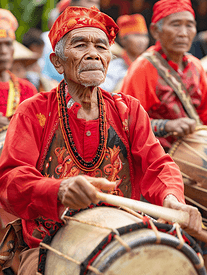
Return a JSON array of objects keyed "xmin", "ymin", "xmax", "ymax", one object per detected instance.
[{"xmin": 57, "ymin": 80, "xmax": 108, "ymax": 172}]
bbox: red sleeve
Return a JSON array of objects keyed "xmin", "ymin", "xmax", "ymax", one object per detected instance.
[
  {"xmin": 0, "ymin": 103, "xmax": 63, "ymax": 222},
  {"xmin": 124, "ymin": 95, "xmax": 185, "ymax": 205},
  {"xmin": 121, "ymin": 57, "xmax": 161, "ymax": 112}
]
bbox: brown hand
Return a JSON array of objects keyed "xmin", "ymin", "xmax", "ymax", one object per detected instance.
[
  {"xmin": 165, "ymin": 118, "xmax": 196, "ymax": 137},
  {"xmin": 163, "ymin": 194, "xmax": 202, "ymax": 235},
  {"xmin": 58, "ymin": 175, "xmax": 116, "ymax": 210},
  {"xmin": 0, "ymin": 113, "xmax": 9, "ymax": 128}
]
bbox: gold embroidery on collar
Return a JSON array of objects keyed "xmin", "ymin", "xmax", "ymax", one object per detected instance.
[{"xmin": 36, "ymin": 113, "xmax": 46, "ymax": 127}]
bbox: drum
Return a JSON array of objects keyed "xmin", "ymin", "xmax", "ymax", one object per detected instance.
[
  {"xmin": 41, "ymin": 206, "xmax": 206, "ymax": 275},
  {"xmin": 169, "ymin": 126, "xmax": 207, "ymax": 216},
  {"xmin": 0, "ymin": 126, "xmax": 8, "ymax": 156}
]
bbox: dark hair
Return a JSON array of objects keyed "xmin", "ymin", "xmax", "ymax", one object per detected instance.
[{"xmin": 22, "ymin": 28, "xmax": 44, "ymax": 49}]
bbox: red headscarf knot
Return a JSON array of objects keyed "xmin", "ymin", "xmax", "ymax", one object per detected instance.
[
  {"xmin": 151, "ymin": 0, "xmax": 195, "ymax": 24},
  {"xmin": 49, "ymin": 6, "xmax": 119, "ymax": 51}
]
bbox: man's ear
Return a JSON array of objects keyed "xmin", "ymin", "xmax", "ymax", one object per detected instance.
[
  {"xmin": 150, "ymin": 23, "xmax": 160, "ymax": 41},
  {"xmin": 50, "ymin": 53, "xmax": 64, "ymax": 74}
]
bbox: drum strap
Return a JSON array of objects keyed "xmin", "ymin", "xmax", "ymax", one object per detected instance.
[{"xmin": 143, "ymin": 51, "xmax": 203, "ymax": 127}]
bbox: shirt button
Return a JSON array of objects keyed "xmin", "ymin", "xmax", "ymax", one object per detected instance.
[{"xmin": 86, "ymin": 131, "xmax": 91, "ymax": 137}]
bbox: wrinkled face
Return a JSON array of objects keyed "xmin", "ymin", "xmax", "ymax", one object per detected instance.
[
  {"xmin": 158, "ymin": 11, "xmax": 196, "ymax": 55},
  {"xmin": 0, "ymin": 37, "xmax": 14, "ymax": 72},
  {"xmin": 124, "ymin": 33, "xmax": 149, "ymax": 57},
  {"xmin": 59, "ymin": 27, "xmax": 111, "ymax": 87}
]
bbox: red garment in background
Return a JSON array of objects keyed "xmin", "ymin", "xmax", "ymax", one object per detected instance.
[
  {"xmin": 0, "ymin": 88, "xmax": 185, "ymax": 248},
  {"xmin": 0, "ymin": 77, "xmax": 37, "ymax": 116},
  {"xmin": 121, "ymin": 41, "xmax": 207, "ymax": 147}
]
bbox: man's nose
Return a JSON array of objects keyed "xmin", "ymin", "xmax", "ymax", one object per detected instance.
[
  {"xmin": 0, "ymin": 44, "xmax": 9, "ymax": 54},
  {"xmin": 85, "ymin": 46, "xmax": 100, "ymax": 60},
  {"xmin": 179, "ymin": 25, "xmax": 188, "ymax": 36}
]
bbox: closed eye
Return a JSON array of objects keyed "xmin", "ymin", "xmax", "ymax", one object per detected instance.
[
  {"xmin": 74, "ymin": 43, "xmax": 86, "ymax": 48},
  {"xmin": 96, "ymin": 45, "xmax": 107, "ymax": 50}
]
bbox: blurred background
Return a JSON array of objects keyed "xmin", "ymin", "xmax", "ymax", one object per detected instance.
[{"xmin": 1, "ymin": 0, "xmax": 207, "ymax": 46}]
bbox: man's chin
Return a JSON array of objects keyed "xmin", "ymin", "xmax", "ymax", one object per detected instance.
[
  {"xmin": 79, "ymin": 77, "xmax": 105, "ymax": 87},
  {"xmin": 80, "ymin": 80, "xmax": 102, "ymax": 87}
]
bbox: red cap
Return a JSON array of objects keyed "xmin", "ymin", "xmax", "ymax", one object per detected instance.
[
  {"xmin": 49, "ymin": 6, "xmax": 119, "ymax": 51},
  {"xmin": 117, "ymin": 14, "xmax": 148, "ymax": 38},
  {"xmin": 151, "ymin": 0, "xmax": 195, "ymax": 24}
]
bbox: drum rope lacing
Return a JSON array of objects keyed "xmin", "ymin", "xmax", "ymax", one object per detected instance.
[
  {"xmin": 37, "ymin": 203, "xmax": 205, "ymax": 275},
  {"xmin": 39, "ymin": 206, "xmax": 164, "ymax": 275},
  {"xmin": 39, "ymin": 242, "xmax": 103, "ymax": 275},
  {"xmin": 40, "ymin": 206, "xmax": 201, "ymax": 275}
]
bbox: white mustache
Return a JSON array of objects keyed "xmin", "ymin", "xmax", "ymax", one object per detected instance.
[{"xmin": 79, "ymin": 63, "xmax": 105, "ymax": 73}]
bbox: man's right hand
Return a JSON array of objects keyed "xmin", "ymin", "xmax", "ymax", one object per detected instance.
[
  {"xmin": 0, "ymin": 113, "xmax": 9, "ymax": 128},
  {"xmin": 58, "ymin": 175, "xmax": 116, "ymax": 210},
  {"xmin": 165, "ymin": 117, "xmax": 196, "ymax": 137}
]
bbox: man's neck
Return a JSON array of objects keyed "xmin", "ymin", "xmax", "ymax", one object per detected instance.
[
  {"xmin": 66, "ymin": 80, "xmax": 99, "ymax": 121},
  {"xmin": 126, "ymin": 51, "xmax": 138, "ymax": 63},
  {"xmin": 0, "ymin": 71, "xmax": 10, "ymax": 82},
  {"xmin": 162, "ymin": 49, "xmax": 185, "ymax": 71}
]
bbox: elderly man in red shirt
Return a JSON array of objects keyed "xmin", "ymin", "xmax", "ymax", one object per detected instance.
[
  {"xmin": 121, "ymin": 0, "xmax": 207, "ymax": 151},
  {"xmin": 0, "ymin": 6, "xmax": 203, "ymax": 275},
  {"xmin": 0, "ymin": 9, "xmax": 37, "ymax": 129}
]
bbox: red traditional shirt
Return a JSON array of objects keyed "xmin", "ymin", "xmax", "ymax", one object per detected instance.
[
  {"xmin": 0, "ymin": 86, "xmax": 185, "ymax": 248},
  {"xmin": 121, "ymin": 41, "xmax": 207, "ymax": 147},
  {"xmin": 0, "ymin": 77, "xmax": 37, "ymax": 116}
]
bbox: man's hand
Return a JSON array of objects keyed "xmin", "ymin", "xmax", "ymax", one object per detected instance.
[
  {"xmin": 58, "ymin": 175, "xmax": 116, "ymax": 210},
  {"xmin": 163, "ymin": 194, "xmax": 202, "ymax": 235},
  {"xmin": 0, "ymin": 113, "xmax": 9, "ymax": 128},
  {"xmin": 165, "ymin": 118, "xmax": 196, "ymax": 137}
]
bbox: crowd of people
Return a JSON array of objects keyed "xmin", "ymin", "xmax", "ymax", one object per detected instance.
[{"xmin": 0, "ymin": 0, "xmax": 207, "ymax": 274}]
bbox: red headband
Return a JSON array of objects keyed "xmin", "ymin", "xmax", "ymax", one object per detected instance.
[
  {"xmin": 0, "ymin": 8, "xmax": 18, "ymax": 39},
  {"xmin": 151, "ymin": 0, "xmax": 195, "ymax": 24},
  {"xmin": 49, "ymin": 6, "xmax": 119, "ymax": 51}
]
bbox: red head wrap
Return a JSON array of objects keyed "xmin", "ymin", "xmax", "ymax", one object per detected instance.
[
  {"xmin": 49, "ymin": 6, "xmax": 119, "ymax": 51},
  {"xmin": 117, "ymin": 14, "xmax": 148, "ymax": 38},
  {"xmin": 0, "ymin": 9, "xmax": 18, "ymax": 39},
  {"xmin": 151, "ymin": 0, "xmax": 195, "ymax": 24}
]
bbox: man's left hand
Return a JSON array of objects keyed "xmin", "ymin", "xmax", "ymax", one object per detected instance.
[{"xmin": 163, "ymin": 194, "xmax": 202, "ymax": 236}]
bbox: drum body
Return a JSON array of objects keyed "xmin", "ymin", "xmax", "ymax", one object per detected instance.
[
  {"xmin": 44, "ymin": 207, "xmax": 204, "ymax": 275},
  {"xmin": 169, "ymin": 128, "xmax": 207, "ymax": 213}
]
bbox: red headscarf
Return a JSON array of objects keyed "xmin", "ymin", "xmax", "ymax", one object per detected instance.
[
  {"xmin": 117, "ymin": 14, "xmax": 148, "ymax": 38},
  {"xmin": 151, "ymin": 0, "xmax": 195, "ymax": 24},
  {"xmin": 49, "ymin": 6, "xmax": 119, "ymax": 51},
  {"xmin": 0, "ymin": 9, "xmax": 18, "ymax": 39}
]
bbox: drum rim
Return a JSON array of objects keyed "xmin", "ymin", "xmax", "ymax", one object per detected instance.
[{"xmin": 89, "ymin": 228, "xmax": 205, "ymax": 275}]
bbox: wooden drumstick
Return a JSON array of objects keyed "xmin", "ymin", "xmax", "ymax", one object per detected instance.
[
  {"xmin": 96, "ymin": 192, "xmax": 207, "ymax": 243},
  {"xmin": 96, "ymin": 192, "xmax": 189, "ymax": 224}
]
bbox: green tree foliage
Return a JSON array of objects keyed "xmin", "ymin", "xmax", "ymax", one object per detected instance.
[{"xmin": 0, "ymin": 0, "xmax": 59, "ymax": 42}]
